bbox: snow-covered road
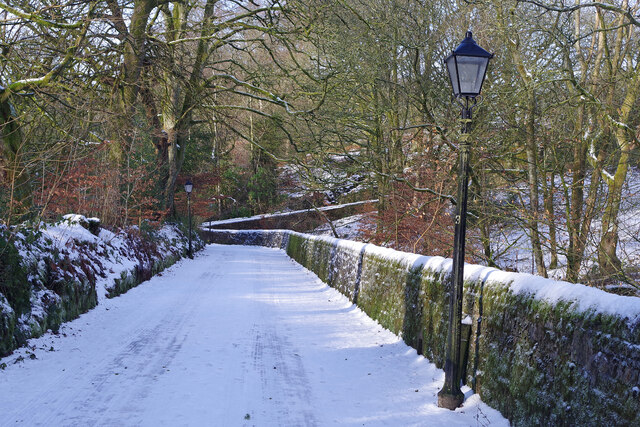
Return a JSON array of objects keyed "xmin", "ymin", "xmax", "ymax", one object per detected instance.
[{"xmin": 0, "ymin": 245, "xmax": 508, "ymax": 426}]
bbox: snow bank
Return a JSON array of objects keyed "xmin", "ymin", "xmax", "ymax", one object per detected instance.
[{"xmin": 0, "ymin": 218, "xmax": 203, "ymax": 357}]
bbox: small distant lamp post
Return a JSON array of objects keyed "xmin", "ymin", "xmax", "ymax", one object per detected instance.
[
  {"xmin": 438, "ymin": 31, "xmax": 493, "ymax": 410},
  {"xmin": 184, "ymin": 179, "xmax": 193, "ymax": 259}
]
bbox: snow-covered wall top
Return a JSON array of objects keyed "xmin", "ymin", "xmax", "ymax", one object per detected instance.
[{"xmin": 205, "ymin": 228, "xmax": 640, "ymax": 326}]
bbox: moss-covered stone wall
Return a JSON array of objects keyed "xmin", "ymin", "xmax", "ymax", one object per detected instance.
[
  {"xmin": 205, "ymin": 229, "xmax": 640, "ymax": 426},
  {"xmin": 329, "ymin": 241, "xmax": 366, "ymax": 301},
  {"xmin": 200, "ymin": 229, "xmax": 286, "ymax": 248},
  {"xmin": 476, "ymin": 282, "xmax": 640, "ymax": 425}
]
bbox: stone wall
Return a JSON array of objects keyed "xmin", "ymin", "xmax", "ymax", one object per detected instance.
[{"xmin": 203, "ymin": 229, "xmax": 640, "ymax": 426}]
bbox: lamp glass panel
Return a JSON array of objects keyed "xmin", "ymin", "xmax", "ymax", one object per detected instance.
[
  {"xmin": 455, "ymin": 56, "xmax": 488, "ymax": 96},
  {"xmin": 445, "ymin": 55, "xmax": 460, "ymax": 96}
]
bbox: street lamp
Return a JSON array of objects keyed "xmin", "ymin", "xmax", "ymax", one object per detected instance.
[
  {"xmin": 438, "ymin": 31, "xmax": 493, "ymax": 410},
  {"xmin": 184, "ymin": 179, "xmax": 193, "ymax": 259}
]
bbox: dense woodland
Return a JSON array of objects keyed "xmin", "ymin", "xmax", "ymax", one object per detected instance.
[{"xmin": 1, "ymin": 0, "xmax": 640, "ymax": 292}]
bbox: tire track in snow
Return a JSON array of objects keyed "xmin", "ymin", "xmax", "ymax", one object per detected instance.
[
  {"xmin": 245, "ymin": 254, "xmax": 318, "ymax": 427},
  {"xmin": 68, "ymin": 313, "xmax": 192, "ymax": 425},
  {"xmin": 250, "ymin": 324, "xmax": 317, "ymax": 426},
  {"xmin": 85, "ymin": 264, "xmax": 214, "ymax": 425}
]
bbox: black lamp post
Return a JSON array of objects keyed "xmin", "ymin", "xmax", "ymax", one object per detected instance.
[
  {"xmin": 184, "ymin": 179, "xmax": 193, "ymax": 259},
  {"xmin": 437, "ymin": 31, "xmax": 492, "ymax": 410}
]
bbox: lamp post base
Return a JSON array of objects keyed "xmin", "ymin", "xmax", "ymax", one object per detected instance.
[{"xmin": 437, "ymin": 388, "xmax": 464, "ymax": 410}]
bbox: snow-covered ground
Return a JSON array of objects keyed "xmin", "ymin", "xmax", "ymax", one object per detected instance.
[
  {"xmin": 0, "ymin": 244, "xmax": 508, "ymax": 426},
  {"xmin": 313, "ymin": 212, "xmax": 377, "ymax": 240}
]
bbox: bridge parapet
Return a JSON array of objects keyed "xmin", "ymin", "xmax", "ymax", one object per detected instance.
[{"xmin": 203, "ymin": 229, "xmax": 640, "ymax": 426}]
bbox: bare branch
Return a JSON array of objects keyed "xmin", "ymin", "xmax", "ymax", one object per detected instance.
[
  {"xmin": 518, "ymin": 0, "xmax": 640, "ymax": 27},
  {"xmin": 0, "ymin": 1, "xmax": 86, "ymax": 29},
  {"xmin": 0, "ymin": 2, "xmax": 96, "ymax": 102}
]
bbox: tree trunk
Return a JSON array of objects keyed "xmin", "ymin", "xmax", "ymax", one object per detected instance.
[
  {"xmin": 162, "ymin": 127, "xmax": 185, "ymax": 217},
  {"xmin": 597, "ymin": 141, "xmax": 629, "ymax": 279},
  {"xmin": 501, "ymin": 10, "xmax": 548, "ymax": 278},
  {"xmin": 565, "ymin": 108, "xmax": 588, "ymax": 282},
  {"xmin": 524, "ymin": 89, "xmax": 547, "ymax": 277},
  {"xmin": 122, "ymin": 0, "xmax": 155, "ymax": 112},
  {"xmin": 542, "ymin": 167, "xmax": 558, "ymax": 271},
  {"xmin": 156, "ymin": 0, "xmax": 216, "ymax": 216},
  {"xmin": 0, "ymin": 98, "xmax": 31, "ymax": 223}
]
